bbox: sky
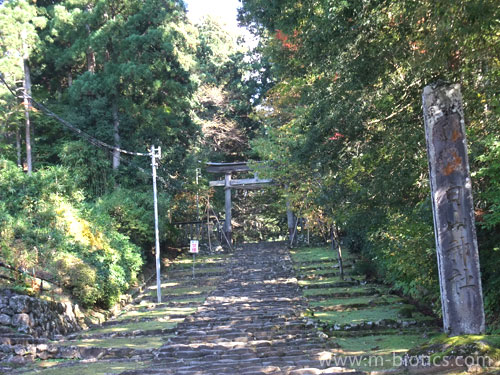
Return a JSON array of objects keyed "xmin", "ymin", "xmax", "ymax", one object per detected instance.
[
  {"xmin": 184, "ymin": 0, "xmax": 257, "ymax": 47},
  {"xmin": 184, "ymin": 0, "xmax": 241, "ymax": 31}
]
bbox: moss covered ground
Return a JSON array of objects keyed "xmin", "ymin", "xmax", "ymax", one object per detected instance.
[
  {"xmin": 59, "ymin": 335, "xmax": 168, "ymax": 349},
  {"xmin": 309, "ymin": 295, "xmax": 404, "ymax": 308},
  {"xmin": 18, "ymin": 360, "xmax": 152, "ymax": 375},
  {"xmin": 314, "ymin": 304, "xmax": 434, "ymax": 325},
  {"xmin": 292, "ymin": 246, "xmax": 500, "ymax": 373},
  {"xmin": 291, "ymin": 245, "xmax": 442, "ymax": 372}
]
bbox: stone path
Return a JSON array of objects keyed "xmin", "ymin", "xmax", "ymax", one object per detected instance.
[
  {"xmin": 7, "ymin": 242, "xmax": 448, "ymax": 375},
  {"xmin": 123, "ymin": 242, "xmax": 355, "ymax": 375}
]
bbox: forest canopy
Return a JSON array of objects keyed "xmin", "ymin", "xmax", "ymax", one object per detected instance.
[{"xmin": 1, "ymin": 0, "xmax": 500, "ymax": 331}]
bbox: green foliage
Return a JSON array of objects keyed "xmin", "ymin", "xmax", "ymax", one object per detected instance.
[
  {"xmin": 36, "ymin": 0, "xmax": 198, "ymax": 176},
  {"xmin": 368, "ymin": 206, "xmax": 439, "ymax": 305},
  {"xmin": 194, "ymin": 16, "xmax": 263, "ymax": 162},
  {"xmin": 241, "ymin": 0, "xmax": 500, "ymax": 323},
  {"xmin": 0, "ymin": 160, "xmax": 143, "ymax": 308},
  {"xmin": 94, "ymin": 188, "xmax": 159, "ymax": 251},
  {"xmin": 54, "ymin": 253, "xmax": 99, "ymax": 307},
  {"xmin": 59, "ymin": 141, "xmax": 113, "ymax": 197}
]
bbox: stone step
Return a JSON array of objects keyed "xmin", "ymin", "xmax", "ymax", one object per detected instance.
[
  {"xmin": 295, "ymin": 264, "xmax": 353, "ymax": 271},
  {"xmin": 305, "ymin": 290, "xmax": 380, "ymax": 300},
  {"xmin": 164, "ymin": 271, "xmax": 226, "ymax": 278},
  {"xmin": 120, "ymin": 363, "xmax": 365, "ymax": 375},
  {"xmin": 0, "ymin": 335, "xmax": 47, "ymax": 346},
  {"xmin": 328, "ymin": 327, "xmax": 433, "ymax": 338},
  {"xmin": 9, "ymin": 243, "xmax": 416, "ymax": 374},
  {"xmin": 320, "ymin": 318, "xmax": 439, "ymax": 333},
  {"xmin": 311, "ymin": 301, "xmax": 393, "ymax": 311},
  {"xmin": 297, "ymin": 272, "xmax": 346, "ymax": 279},
  {"xmin": 300, "ymin": 282, "xmax": 359, "ymax": 289},
  {"xmin": 125, "ymin": 301, "xmax": 201, "ymax": 311},
  {"xmin": 99, "ymin": 314, "xmax": 188, "ymax": 327},
  {"xmin": 294, "ymin": 258, "xmax": 354, "ymax": 266},
  {"xmin": 67, "ymin": 326, "xmax": 177, "ymax": 341}
]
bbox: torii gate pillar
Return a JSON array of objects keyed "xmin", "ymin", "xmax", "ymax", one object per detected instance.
[
  {"xmin": 207, "ymin": 161, "xmax": 272, "ymax": 246},
  {"xmin": 224, "ymin": 173, "xmax": 232, "ymax": 244}
]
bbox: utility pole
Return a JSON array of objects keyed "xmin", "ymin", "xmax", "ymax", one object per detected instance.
[
  {"xmin": 151, "ymin": 145, "xmax": 162, "ymax": 304},
  {"xmin": 196, "ymin": 168, "xmax": 201, "ymax": 239}
]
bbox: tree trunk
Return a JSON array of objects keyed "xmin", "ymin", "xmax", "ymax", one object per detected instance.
[
  {"xmin": 22, "ymin": 33, "xmax": 32, "ymax": 175},
  {"xmin": 85, "ymin": 6, "xmax": 96, "ymax": 73},
  {"xmin": 16, "ymin": 124, "xmax": 22, "ymax": 168},
  {"xmin": 112, "ymin": 102, "xmax": 120, "ymax": 169},
  {"xmin": 86, "ymin": 46, "xmax": 96, "ymax": 73}
]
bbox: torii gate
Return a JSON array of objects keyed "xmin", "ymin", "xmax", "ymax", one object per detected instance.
[{"xmin": 207, "ymin": 162, "xmax": 272, "ymax": 244}]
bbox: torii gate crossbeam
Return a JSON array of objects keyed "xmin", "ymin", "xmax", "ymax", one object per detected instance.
[{"xmin": 207, "ymin": 162, "xmax": 272, "ymax": 245}]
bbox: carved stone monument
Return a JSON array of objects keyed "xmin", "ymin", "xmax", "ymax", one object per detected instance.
[{"xmin": 423, "ymin": 82, "xmax": 485, "ymax": 336}]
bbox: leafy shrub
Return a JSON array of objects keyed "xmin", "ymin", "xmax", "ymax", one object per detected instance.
[
  {"xmin": 59, "ymin": 141, "xmax": 113, "ymax": 198},
  {"xmin": 368, "ymin": 207, "xmax": 439, "ymax": 307},
  {"xmin": 54, "ymin": 253, "xmax": 100, "ymax": 307},
  {"xmin": 0, "ymin": 160, "xmax": 144, "ymax": 308},
  {"xmin": 94, "ymin": 188, "xmax": 154, "ymax": 250}
]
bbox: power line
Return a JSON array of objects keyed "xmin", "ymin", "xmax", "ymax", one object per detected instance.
[
  {"xmin": 0, "ymin": 73, "xmax": 149, "ymax": 157},
  {"xmin": 0, "ymin": 73, "xmax": 172, "ymax": 186}
]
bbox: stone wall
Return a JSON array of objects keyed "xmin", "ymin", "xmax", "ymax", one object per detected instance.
[{"xmin": 0, "ymin": 289, "xmax": 86, "ymax": 339}]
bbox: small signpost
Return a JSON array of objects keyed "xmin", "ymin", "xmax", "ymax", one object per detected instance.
[{"xmin": 190, "ymin": 240, "xmax": 199, "ymax": 278}]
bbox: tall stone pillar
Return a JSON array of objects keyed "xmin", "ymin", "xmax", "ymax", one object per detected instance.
[
  {"xmin": 224, "ymin": 173, "xmax": 232, "ymax": 245},
  {"xmin": 423, "ymin": 82, "xmax": 485, "ymax": 336}
]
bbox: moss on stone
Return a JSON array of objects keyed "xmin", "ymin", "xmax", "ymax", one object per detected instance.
[
  {"xmin": 81, "ymin": 319, "xmax": 179, "ymax": 336},
  {"xmin": 303, "ymin": 285, "xmax": 384, "ymax": 297},
  {"xmin": 309, "ymin": 295, "xmax": 403, "ymax": 308},
  {"xmin": 59, "ymin": 335, "xmax": 167, "ymax": 349},
  {"xmin": 414, "ymin": 334, "xmax": 500, "ymax": 364},
  {"xmin": 18, "ymin": 360, "xmax": 152, "ymax": 375},
  {"xmin": 315, "ymin": 304, "xmax": 433, "ymax": 325},
  {"xmin": 115, "ymin": 306, "xmax": 197, "ymax": 321}
]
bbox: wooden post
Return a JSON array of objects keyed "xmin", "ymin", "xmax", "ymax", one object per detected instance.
[
  {"xmin": 332, "ymin": 224, "xmax": 344, "ymax": 280},
  {"xmin": 224, "ymin": 172, "xmax": 232, "ymax": 245},
  {"xmin": 306, "ymin": 219, "xmax": 310, "ymax": 246},
  {"xmin": 151, "ymin": 146, "xmax": 162, "ymax": 304},
  {"xmin": 286, "ymin": 196, "xmax": 294, "ymax": 242},
  {"xmin": 207, "ymin": 198, "xmax": 212, "ymax": 252},
  {"xmin": 423, "ymin": 82, "xmax": 485, "ymax": 335}
]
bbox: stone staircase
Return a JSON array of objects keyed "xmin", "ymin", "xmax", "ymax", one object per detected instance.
[
  {"xmin": 290, "ymin": 247, "xmax": 443, "ymax": 373},
  {"xmin": 120, "ymin": 242, "xmax": 363, "ymax": 375},
  {"xmin": 7, "ymin": 242, "xmax": 447, "ymax": 375}
]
